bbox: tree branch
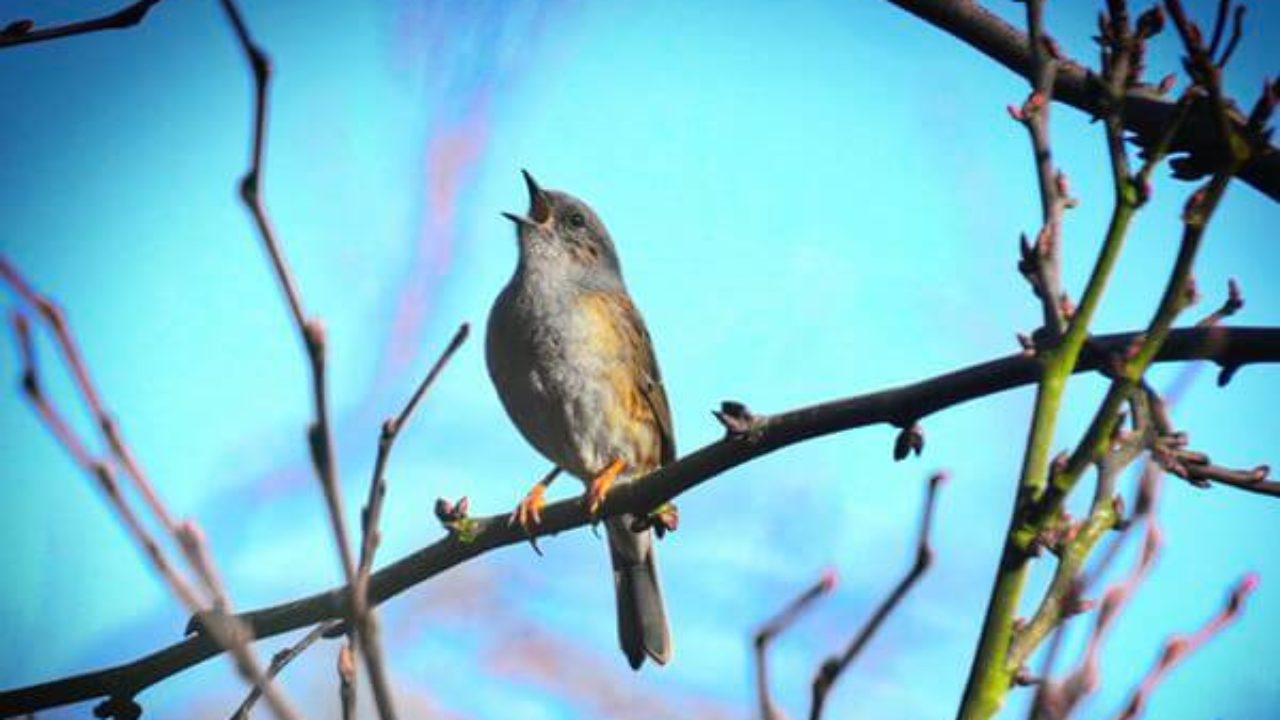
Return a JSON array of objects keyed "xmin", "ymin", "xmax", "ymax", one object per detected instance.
[
  {"xmin": 2, "ymin": 261, "xmax": 300, "ymax": 720},
  {"xmin": 809, "ymin": 472, "xmax": 944, "ymax": 720},
  {"xmin": 753, "ymin": 571, "xmax": 838, "ymax": 720},
  {"xmin": 215, "ymin": 0, "xmax": 397, "ymax": 716},
  {"xmin": 2, "ymin": 325, "xmax": 1276, "ymax": 717},
  {"xmin": 1114, "ymin": 572, "xmax": 1258, "ymax": 719},
  {"xmin": 0, "ymin": 0, "xmax": 164, "ymax": 49},
  {"xmin": 230, "ymin": 622, "xmax": 339, "ymax": 720},
  {"xmin": 883, "ymin": 0, "xmax": 1280, "ymax": 201}
]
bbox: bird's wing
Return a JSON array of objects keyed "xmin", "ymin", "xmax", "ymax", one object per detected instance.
[{"xmin": 580, "ymin": 290, "xmax": 676, "ymax": 468}]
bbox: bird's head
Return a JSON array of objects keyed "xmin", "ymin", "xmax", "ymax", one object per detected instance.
[{"xmin": 503, "ymin": 170, "xmax": 623, "ymax": 285}]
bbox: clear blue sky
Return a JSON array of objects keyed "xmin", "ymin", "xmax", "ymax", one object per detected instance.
[{"xmin": 1, "ymin": 1, "xmax": 1276, "ymax": 718}]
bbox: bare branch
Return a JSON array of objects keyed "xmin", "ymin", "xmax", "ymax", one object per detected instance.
[
  {"xmin": 1114, "ymin": 572, "xmax": 1258, "ymax": 720},
  {"xmin": 357, "ymin": 323, "xmax": 471, "ymax": 584},
  {"xmin": 1195, "ymin": 278, "xmax": 1243, "ymax": 328},
  {"xmin": 753, "ymin": 571, "xmax": 838, "ymax": 720},
  {"xmin": 1, "ymin": 325, "xmax": 1277, "ymax": 716},
  {"xmin": 2, "ymin": 264, "xmax": 300, "ymax": 720},
  {"xmin": 215, "ymin": 0, "xmax": 397, "ymax": 716},
  {"xmin": 0, "ymin": 258, "xmax": 177, "ymax": 535},
  {"xmin": 809, "ymin": 472, "xmax": 944, "ymax": 720},
  {"xmin": 1009, "ymin": 0, "xmax": 1070, "ymax": 340},
  {"xmin": 0, "ymin": 0, "xmax": 164, "ymax": 49},
  {"xmin": 231, "ymin": 621, "xmax": 340, "ymax": 720},
  {"xmin": 883, "ymin": 0, "xmax": 1280, "ymax": 201}
]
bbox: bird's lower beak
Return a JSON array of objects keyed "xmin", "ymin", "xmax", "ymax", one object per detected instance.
[
  {"xmin": 521, "ymin": 169, "xmax": 552, "ymax": 224},
  {"xmin": 502, "ymin": 211, "xmax": 537, "ymax": 228}
]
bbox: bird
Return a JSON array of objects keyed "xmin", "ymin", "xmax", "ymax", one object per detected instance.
[{"xmin": 486, "ymin": 170, "xmax": 674, "ymax": 669}]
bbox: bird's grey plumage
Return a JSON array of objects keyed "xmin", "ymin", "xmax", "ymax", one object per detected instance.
[{"xmin": 486, "ymin": 170, "xmax": 673, "ymax": 669}]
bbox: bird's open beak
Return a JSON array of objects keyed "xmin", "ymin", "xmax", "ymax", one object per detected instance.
[
  {"xmin": 523, "ymin": 169, "xmax": 552, "ymax": 223},
  {"xmin": 502, "ymin": 169, "xmax": 552, "ymax": 229}
]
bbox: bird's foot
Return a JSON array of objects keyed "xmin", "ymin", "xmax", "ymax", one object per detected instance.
[
  {"xmin": 630, "ymin": 501, "xmax": 680, "ymax": 539},
  {"xmin": 509, "ymin": 468, "xmax": 562, "ymax": 555},
  {"xmin": 509, "ymin": 482, "xmax": 547, "ymax": 534},
  {"xmin": 586, "ymin": 457, "xmax": 626, "ymax": 516}
]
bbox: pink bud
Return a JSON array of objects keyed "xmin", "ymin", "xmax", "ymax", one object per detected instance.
[
  {"xmin": 820, "ymin": 568, "xmax": 839, "ymax": 592},
  {"xmin": 1239, "ymin": 572, "xmax": 1260, "ymax": 594}
]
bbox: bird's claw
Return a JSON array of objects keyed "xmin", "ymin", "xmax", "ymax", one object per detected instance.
[
  {"xmin": 630, "ymin": 502, "xmax": 680, "ymax": 539},
  {"xmin": 586, "ymin": 457, "xmax": 626, "ymax": 517},
  {"xmin": 509, "ymin": 483, "xmax": 547, "ymax": 555}
]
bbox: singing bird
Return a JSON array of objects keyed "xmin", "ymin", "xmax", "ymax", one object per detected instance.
[{"xmin": 486, "ymin": 170, "xmax": 674, "ymax": 669}]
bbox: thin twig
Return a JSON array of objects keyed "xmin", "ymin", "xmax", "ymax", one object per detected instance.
[
  {"xmin": 809, "ymin": 472, "xmax": 944, "ymax": 720},
  {"xmin": 1005, "ymin": 392, "xmax": 1149, "ymax": 673},
  {"xmin": 5, "ymin": 309, "xmax": 203, "ymax": 611},
  {"xmin": 2, "ymin": 325, "xmax": 1277, "ymax": 716},
  {"xmin": 338, "ymin": 641, "xmax": 356, "ymax": 720},
  {"xmin": 0, "ymin": 258, "xmax": 178, "ymax": 535},
  {"xmin": 0, "ymin": 0, "xmax": 164, "ymax": 49},
  {"xmin": 1114, "ymin": 572, "xmax": 1258, "ymax": 719},
  {"xmin": 356, "ymin": 323, "xmax": 471, "ymax": 586},
  {"xmin": 753, "ymin": 570, "xmax": 838, "ymax": 720},
  {"xmin": 215, "ymin": 1, "xmax": 397, "ymax": 717},
  {"xmin": 2, "ymin": 270, "xmax": 300, "ymax": 720},
  {"xmin": 1011, "ymin": 0, "xmax": 1069, "ymax": 339},
  {"xmin": 350, "ymin": 322, "xmax": 470, "ymax": 715},
  {"xmin": 1033, "ymin": 484, "xmax": 1163, "ymax": 720},
  {"xmin": 231, "ymin": 621, "xmax": 339, "ymax": 720}
]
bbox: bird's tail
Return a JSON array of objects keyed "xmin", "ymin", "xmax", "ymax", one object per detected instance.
[{"xmin": 606, "ymin": 516, "xmax": 672, "ymax": 669}]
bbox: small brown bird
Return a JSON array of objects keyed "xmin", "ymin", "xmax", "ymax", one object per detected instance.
[{"xmin": 486, "ymin": 170, "xmax": 674, "ymax": 669}]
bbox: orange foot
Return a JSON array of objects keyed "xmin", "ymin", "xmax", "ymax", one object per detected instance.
[
  {"xmin": 587, "ymin": 457, "xmax": 626, "ymax": 516},
  {"xmin": 510, "ymin": 482, "xmax": 547, "ymax": 534}
]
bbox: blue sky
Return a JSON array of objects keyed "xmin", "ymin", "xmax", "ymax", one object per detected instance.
[{"xmin": 1, "ymin": 0, "xmax": 1276, "ymax": 718}]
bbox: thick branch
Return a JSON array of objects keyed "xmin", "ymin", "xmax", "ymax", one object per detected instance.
[
  {"xmin": 1, "ymin": 325, "xmax": 1275, "ymax": 716},
  {"xmin": 884, "ymin": 0, "xmax": 1280, "ymax": 201}
]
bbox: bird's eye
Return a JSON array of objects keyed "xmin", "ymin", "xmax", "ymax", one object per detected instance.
[{"xmin": 569, "ymin": 213, "xmax": 586, "ymax": 228}]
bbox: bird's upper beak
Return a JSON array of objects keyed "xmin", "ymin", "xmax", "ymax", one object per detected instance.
[{"xmin": 502, "ymin": 169, "xmax": 552, "ymax": 228}]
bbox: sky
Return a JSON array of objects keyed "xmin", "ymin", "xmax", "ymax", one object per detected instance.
[{"xmin": 0, "ymin": 0, "xmax": 1276, "ymax": 718}]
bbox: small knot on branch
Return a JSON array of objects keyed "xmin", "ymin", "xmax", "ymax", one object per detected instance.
[
  {"xmin": 892, "ymin": 423, "xmax": 925, "ymax": 461},
  {"xmin": 380, "ymin": 417, "xmax": 399, "ymax": 440},
  {"xmin": 1136, "ymin": 6, "xmax": 1166, "ymax": 40},
  {"xmin": 1057, "ymin": 294, "xmax": 1076, "ymax": 322},
  {"xmin": 1197, "ymin": 277, "xmax": 1244, "ymax": 327},
  {"xmin": 1064, "ymin": 589, "xmax": 1096, "ymax": 619},
  {"xmin": 302, "ymin": 318, "xmax": 327, "ymax": 354},
  {"xmin": 1014, "ymin": 666, "xmax": 1041, "ymax": 687},
  {"xmin": 1216, "ymin": 362, "xmax": 1240, "ymax": 386},
  {"xmin": 713, "ymin": 400, "xmax": 760, "ymax": 439},
  {"xmin": 1, "ymin": 19, "xmax": 34, "ymax": 38},
  {"xmin": 93, "ymin": 695, "xmax": 142, "ymax": 720},
  {"xmin": 1229, "ymin": 571, "xmax": 1260, "ymax": 613},
  {"xmin": 1016, "ymin": 331, "xmax": 1037, "ymax": 356},
  {"xmin": 1034, "ymin": 510, "xmax": 1075, "ymax": 557},
  {"xmin": 1111, "ymin": 495, "xmax": 1131, "ymax": 531},
  {"xmin": 238, "ymin": 172, "xmax": 258, "ymax": 203}
]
